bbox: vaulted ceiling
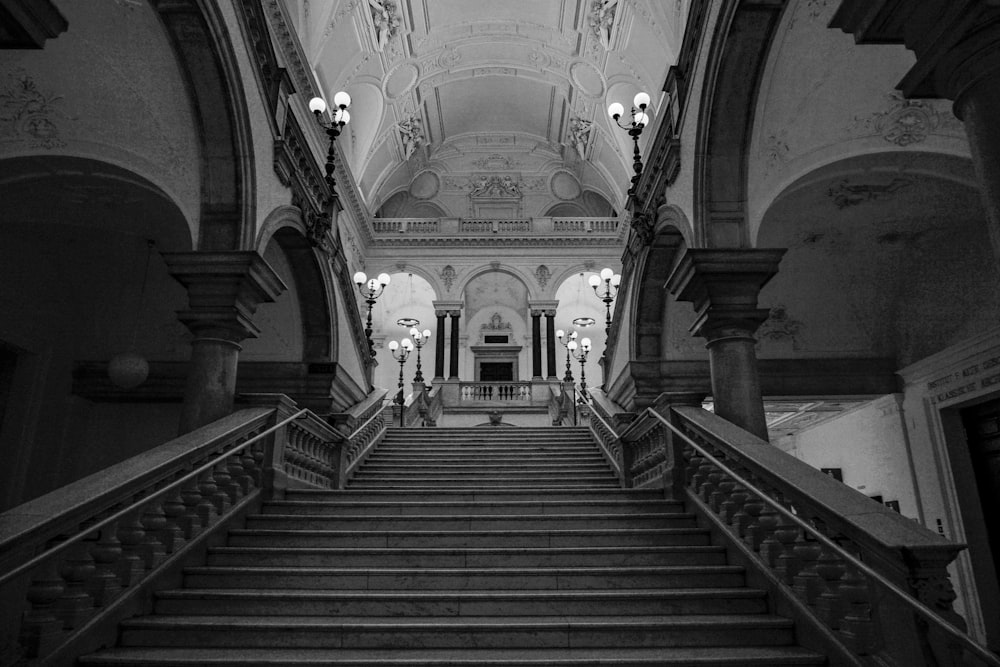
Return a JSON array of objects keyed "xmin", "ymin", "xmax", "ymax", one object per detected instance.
[{"xmin": 287, "ymin": 0, "xmax": 683, "ymax": 218}]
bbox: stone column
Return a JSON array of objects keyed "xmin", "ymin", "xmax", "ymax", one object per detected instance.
[
  {"xmin": 666, "ymin": 248, "xmax": 785, "ymax": 441},
  {"xmin": 545, "ymin": 309, "xmax": 558, "ymax": 379},
  {"xmin": 162, "ymin": 252, "xmax": 286, "ymax": 434},
  {"xmin": 530, "ymin": 309, "xmax": 543, "ymax": 379},
  {"xmin": 434, "ymin": 309, "xmax": 446, "ymax": 380},
  {"xmin": 449, "ymin": 309, "xmax": 460, "ymax": 379}
]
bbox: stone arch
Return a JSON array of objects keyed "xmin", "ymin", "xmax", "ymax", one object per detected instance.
[
  {"xmin": 629, "ymin": 218, "xmax": 687, "ymax": 362},
  {"xmin": 254, "ymin": 206, "xmax": 334, "ymax": 361},
  {"xmin": 153, "ymin": 0, "xmax": 256, "ymax": 251},
  {"xmin": 455, "ymin": 263, "xmax": 537, "ymax": 302},
  {"xmin": 693, "ymin": 0, "xmax": 786, "ymax": 248}
]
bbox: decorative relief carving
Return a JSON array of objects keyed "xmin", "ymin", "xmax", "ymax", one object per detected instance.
[
  {"xmin": 588, "ymin": 0, "xmax": 617, "ymax": 50},
  {"xmin": 482, "ymin": 312, "xmax": 512, "ymax": 330},
  {"xmin": 849, "ymin": 92, "xmax": 961, "ymax": 147},
  {"xmin": 398, "ymin": 114, "xmax": 423, "ymax": 159},
  {"xmin": 827, "ymin": 176, "xmax": 914, "ymax": 209},
  {"xmin": 469, "ymin": 174, "xmax": 522, "ymax": 198},
  {"xmin": 758, "ymin": 305, "xmax": 803, "ymax": 345},
  {"xmin": 439, "ymin": 48, "xmax": 462, "ymax": 69},
  {"xmin": 761, "ymin": 130, "xmax": 790, "ymax": 173},
  {"xmin": 534, "ymin": 265, "xmax": 551, "ymax": 289},
  {"xmin": 440, "ymin": 265, "xmax": 457, "ymax": 292},
  {"xmin": 473, "ymin": 67, "xmax": 516, "ymax": 76},
  {"xmin": 473, "ymin": 153, "xmax": 521, "ymax": 170},
  {"xmin": 368, "ymin": 0, "xmax": 401, "ymax": 52},
  {"xmin": 788, "ymin": 0, "xmax": 829, "ymax": 29},
  {"xmin": 568, "ymin": 117, "xmax": 592, "ymax": 160},
  {"xmin": 0, "ymin": 72, "xmax": 72, "ymax": 149}
]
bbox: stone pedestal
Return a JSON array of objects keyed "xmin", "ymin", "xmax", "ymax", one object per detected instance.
[
  {"xmin": 163, "ymin": 252, "xmax": 286, "ymax": 433},
  {"xmin": 666, "ymin": 248, "xmax": 785, "ymax": 441}
]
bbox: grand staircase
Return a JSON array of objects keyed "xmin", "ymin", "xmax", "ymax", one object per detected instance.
[{"xmin": 79, "ymin": 426, "xmax": 826, "ymax": 665}]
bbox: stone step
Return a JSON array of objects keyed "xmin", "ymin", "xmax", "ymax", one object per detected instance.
[
  {"xmin": 206, "ymin": 545, "xmax": 730, "ymax": 568},
  {"xmin": 259, "ymin": 499, "xmax": 685, "ymax": 516},
  {"xmin": 243, "ymin": 513, "xmax": 698, "ymax": 531},
  {"xmin": 358, "ymin": 462, "xmax": 612, "ymax": 471},
  {"xmin": 283, "ymin": 489, "xmax": 661, "ymax": 502},
  {"xmin": 346, "ymin": 480, "xmax": 622, "ymax": 489},
  {"xmin": 180, "ymin": 564, "xmax": 743, "ymax": 591},
  {"xmin": 226, "ymin": 528, "xmax": 712, "ymax": 548},
  {"xmin": 350, "ymin": 469, "xmax": 616, "ymax": 479},
  {"xmin": 118, "ymin": 614, "xmax": 798, "ymax": 649},
  {"xmin": 155, "ymin": 587, "xmax": 764, "ymax": 616},
  {"xmin": 79, "ymin": 645, "xmax": 827, "ymax": 666}
]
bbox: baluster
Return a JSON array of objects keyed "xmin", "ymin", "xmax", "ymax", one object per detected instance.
[
  {"xmin": 815, "ymin": 545, "xmax": 847, "ymax": 629},
  {"xmin": 19, "ymin": 558, "xmax": 67, "ymax": 658},
  {"xmin": 211, "ymin": 459, "xmax": 235, "ymax": 511},
  {"xmin": 55, "ymin": 540, "xmax": 96, "ymax": 628},
  {"xmin": 793, "ymin": 537, "xmax": 824, "ymax": 605},
  {"xmin": 709, "ymin": 474, "xmax": 735, "ymax": 514},
  {"xmin": 139, "ymin": 505, "xmax": 167, "ymax": 567},
  {"xmin": 839, "ymin": 564, "xmax": 878, "ymax": 655},
  {"xmin": 116, "ymin": 514, "xmax": 146, "ymax": 585},
  {"xmin": 88, "ymin": 522, "xmax": 123, "ymax": 606},
  {"xmin": 721, "ymin": 483, "xmax": 750, "ymax": 534},
  {"xmin": 772, "ymin": 524, "xmax": 803, "ymax": 584},
  {"xmin": 227, "ymin": 450, "xmax": 249, "ymax": 498},
  {"xmin": 240, "ymin": 441, "xmax": 260, "ymax": 488},
  {"xmin": 700, "ymin": 465, "xmax": 722, "ymax": 504},
  {"xmin": 741, "ymin": 494, "xmax": 765, "ymax": 550},
  {"xmin": 179, "ymin": 478, "xmax": 204, "ymax": 538},
  {"xmin": 252, "ymin": 440, "xmax": 266, "ymax": 487},
  {"xmin": 196, "ymin": 469, "xmax": 219, "ymax": 525},
  {"xmin": 687, "ymin": 450, "xmax": 706, "ymax": 489},
  {"xmin": 161, "ymin": 488, "xmax": 190, "ymax": 543}
]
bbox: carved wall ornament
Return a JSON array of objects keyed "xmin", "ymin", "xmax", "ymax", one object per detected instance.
[
  {"xmin": 827, "ymin": 176, "xmax": 915, "ymax": 209},
  {"xmin": 588, "ymin": 0, "xmax": 618, "ymax": 50},
  {"xmin": 473, "ymin": 153, "xmax": 520, "ymax": 170},
  {"xmin": 440, "ymin": 265, "xmax": 457, "ymax": 292},
  {"xmin": 439, "ymin": 48, "xmax": 462, "ymax": 69},
  {"xmin": 568, "ymin": 116, "xmax": 592, "ymax": 160},
  {"xmin": 762, "ymin": 131, "xmax": 790, "ymax": 173},
  {"xmin": 368, "ymin": 0, "xmax": 400, "ymax": 52},
  {"xmin": 629, "ymin": 211, "xmax": 655, "ymax": 245},
  {"xmin": 482, "ymin": 312, "xmax": 512, "ymax": 331},
  {"xmin": 0, "ymin": 72, "xmax": 72, "ymax": 149},
  {"xmin": 850, "ymin": 92, "xmax": 944, "ymax": 147},
  {"xmin": 398, "ymin": 114, "xmax": 423, "ymax": 159},
  {"xmin": 758, "ymin": 305, "xmax": 803, "ymax": 344},
  {"xmin": 788, "ymin": 0, "xmax": 829, "ymax": 29},
  {"xmin": 468, "ymin": 174, "xmax": 522, "ymax": 198},
  {"xmin": 534, "ymin": 265, "xmax": 551, "ymax": 289}
]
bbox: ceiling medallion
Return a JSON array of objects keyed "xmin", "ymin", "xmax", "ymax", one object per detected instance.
[
  {"xmin": 382, "ymin": 60, "xmax": 419, "ymax": 99},
  {"xmin": 569, "ymin": 60, "xmax": 605, "ymax": 98}
]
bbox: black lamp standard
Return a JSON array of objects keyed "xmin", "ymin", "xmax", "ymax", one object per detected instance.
[
  {"xmin": 388, "ymin": 337, "xmax": 413, "ymax": 425},
  {"xmin": 588, "ymin": 268, "xmax": 622, "ymax": 337},
  {"xmin": 307, "ymin": 92, "xmax": 352, "ymax": 245},
  {"xmin": 570, "ymin": 337, "xmax": 592, "ymax": 398},
  {"xmin": 555, "ymin": 329, "xmax": 578, "ymax": 382},
  {"xmin": 353, "ymin": 271, "xmax": 391, "ymax": 358},
  {"xmin": 608, "ymin": 91, "xmax": 651, "ymax": 197},
  {"xmin": 409, "ymin": 327, "xmax": 431, "ymax": 386}
]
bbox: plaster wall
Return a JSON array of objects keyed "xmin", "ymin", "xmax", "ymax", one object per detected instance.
[{"xmin": 0, "ymin": 0, "xmax": 201, "ymax": 238}]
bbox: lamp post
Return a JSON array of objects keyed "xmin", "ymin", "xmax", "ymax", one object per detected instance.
[
  {"xmin": 588, "ymin": 268, "xmax": 622, "ymax": 337},
  {"xmin": 388, "ymin": 338, "xmax": 413, "ymax": 426},
  {"xmin": 570, "ymin": 337, "xmax": 592, "ymax": 399},
  {"xmin": 307, "ymin": 92, "xmax": 352, "ymax": 244},
  {"xmin": 409, "ymin": 327, "xmax": 431, "ymax": 386},
  {"xmin": 354, "ymin": 271, "xmax": 391, "ymax": 358},
  {"xmin": 556, "ymin": 329, "xmax": 578, "ymax": 382},
  {"xmin": 608, "ymin": 91, "xmax": 651, "ymax": 197}
]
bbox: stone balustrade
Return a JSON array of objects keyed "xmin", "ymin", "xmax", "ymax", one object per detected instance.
[
  {"xmin": 460, "ymin": 382, "xmax": 532, "ymax": 402},
  {"xmin": 0, "ymin": 391, "xmax": 389, "ymax": 664},
  {"xmin": 371, "ymin": 217, "xmax": 619, "ymax": 238},
  {"xmin": 581, "ymin": 390, "xmax": 998, "ymax": 667}
]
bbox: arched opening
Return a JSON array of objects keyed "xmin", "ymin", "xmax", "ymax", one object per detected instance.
[{"xmin": 369, "ymin": 271, "xmax": 438, "ymax": 395}]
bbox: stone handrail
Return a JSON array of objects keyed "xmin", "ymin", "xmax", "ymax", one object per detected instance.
[
  {"xmin": 459, "ymin": 382, "xmax": 531, "ymax": 402},
  {"xmin": 416, "ymin": 386, "xmax": 442, "ymax": 427},
  {"xmin": 592, "ymin": 398, "xmax": 997, "ymax": 667},
  {"xmin": 0, "ymin": 392, "xmax": 382, "ymax": 664}
]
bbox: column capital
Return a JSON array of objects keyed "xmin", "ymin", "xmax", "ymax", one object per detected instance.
[
  {"xmin": 433, "ymin": 300, "xmax": 463, "ymax": 312},
  {"xmin": 162, "ymin": 251, "xmax": 287, "ymax": 343},
  {"xmin": 830, "ymin": 1, "xmax": 1000, "ymax": 102},
  {"xmin": 665, "ymin": 248, "xmax": 785, "ymax": 342}
]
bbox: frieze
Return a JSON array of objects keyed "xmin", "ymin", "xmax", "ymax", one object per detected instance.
[
  {"xmin": 849, "ymin": 92, "xmax": 962, "ymax": 146},
  {"xmin": 0, "ymin": 71, "xmax": 72, "ymax": 149},
  {"xmin": 827, "ymin": 176, "xmax": 914, "ymax": 209}
]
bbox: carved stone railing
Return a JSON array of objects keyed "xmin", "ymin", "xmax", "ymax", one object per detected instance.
[
  {"xmin": 459, "ymin": 382, "xmax": 531, "ymax": 402},
  {"xmin": 0, "ymin": 392, "xmax": 386, "ymax": 665},
  {"xmin": 586, "ymin": 395, "xmax": 1000, "ymax": 667},
  {"xmin": 339, "ymin": 394, "xmax": 390, "ymax": 480},
  {"xmin": 371, "ymin": 217, "xmax": 619, "ymax": 239}
]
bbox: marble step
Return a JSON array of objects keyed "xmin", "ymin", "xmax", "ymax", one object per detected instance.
[
  {"xmin": 358, "ymin": 462, "xmax": 612, "ymax": 470},
  {"xmin": 206, "ymin": 545, "xmax": 730, "ymax": 568},
  {"xmin": 283, "ymin": 489, "xmax": 662, "ymax": 502},
  {"xmin": 78, "ymin": 645, "xmax": 828, "ymax": 666},
  {"xmin": 180, "ymin": 564, "xmax": 744, "ymax": 591},
  {"xmin": 117, "ymin": 614, "xmax": 798, "ymax": 649},
  {"xmin": 243, "ymin": 513, "xmax": 697, "ymax": 531},
  {"xmin": 155, "ymin": 587, "xmax": 763, "ymax": 616},
  {"xmin": 346, "ymin": 480, "xmax": 622, "ymax": 489},
  {"xmin": 226, "ymin": 527, "xmax": 712, "ymax": 548},
  {"xmin": 351, "ymin": 468, "xmax": 615, "ymax": 478},
  {"xmin": 258, "ymin": 499, "xmax": 685, "ymax": 516}
]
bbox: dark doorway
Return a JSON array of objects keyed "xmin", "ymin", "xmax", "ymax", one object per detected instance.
[
  {"xmin": 960, "ymin": 399, "xmax": 1000, "ymax": 589},
  {"xmin": 0, "ymin": 344, "xmax": 18, "ymax": 435},
  {"xmin": 479, "ymin": 362, "xmax": 513, "ymax": 382}
]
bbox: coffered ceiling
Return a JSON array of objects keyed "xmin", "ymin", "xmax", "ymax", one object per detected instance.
[{"xmin": 287, "ymin": 0, "xmax": 683, "ymax": 217}]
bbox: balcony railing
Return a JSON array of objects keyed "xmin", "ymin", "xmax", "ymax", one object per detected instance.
[
  {"xmin": 371, "ymin": 217, "xmax": 619, "ymax": 237},
  {"xmin": 460, "ymin": 381, "xmax": 532, "ymax": 402}
]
